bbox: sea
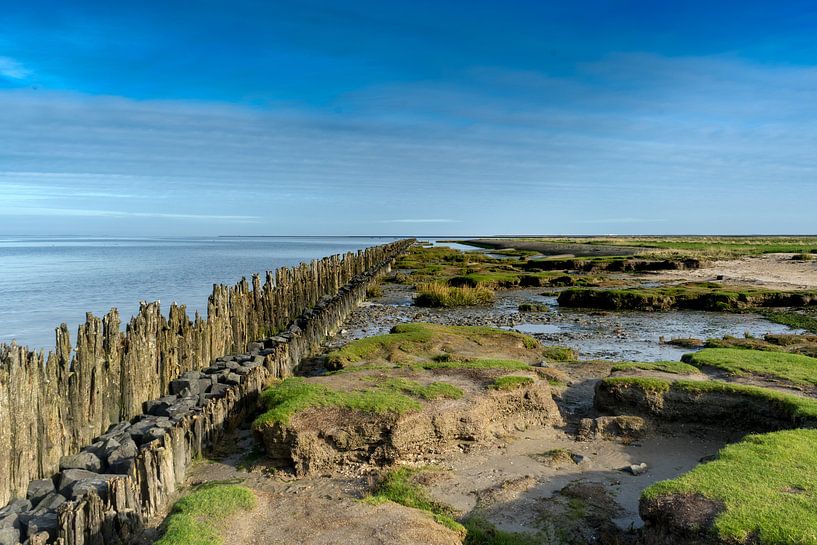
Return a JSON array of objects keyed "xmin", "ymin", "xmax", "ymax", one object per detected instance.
[{"xmin": 0, "ymin": 236, "xmax": 401, "ymax": 351}]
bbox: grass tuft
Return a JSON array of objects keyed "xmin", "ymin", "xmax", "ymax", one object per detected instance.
[
  {"xmin": 415, "ymin": 282, "xmax": 496, "ymax": 307},
  {"xmin": 155, "ymin": 484, "xmax": 256, "ymax": 545},
  {"xmin": 610, "ymin": 361, "xmax": 702, "ymax": 375},
  {"xmin": 643, "ymin": 429, "xmax": 817, "ymax": 544},
  {"xmin": 490, "ymin": 375, "xmax": 535, "ymax": 390},
  {"xmin": 366, "ymin": 468, "xmax": 465, "ymax": 535}
]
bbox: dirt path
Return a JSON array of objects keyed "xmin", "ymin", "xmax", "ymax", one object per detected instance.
[{"xmin": 647, "ymin": 253, "xmax": 817, "ymax": 290}]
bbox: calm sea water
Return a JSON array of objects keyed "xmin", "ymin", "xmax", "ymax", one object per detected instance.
[{"xmin": 0, "ymin": 236, "xmax": 400, "ymax": 351}]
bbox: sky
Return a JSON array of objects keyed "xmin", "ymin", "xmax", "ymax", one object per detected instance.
[{"xmin": 0, "ymin": 0, "xmax": 816, "ymax": 236}]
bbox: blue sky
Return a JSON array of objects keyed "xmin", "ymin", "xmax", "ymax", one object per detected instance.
[{"xmin": 1, "ymin": 0, "xmax": 816, "ymax": 235}]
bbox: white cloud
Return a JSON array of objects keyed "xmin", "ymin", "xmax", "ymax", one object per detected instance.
[{"xmin": 0, "ymin": 57, "xmax": 31, "ymax": 80}]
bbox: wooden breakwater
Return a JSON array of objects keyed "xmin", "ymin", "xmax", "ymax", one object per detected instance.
[{"xmin": 0, "ymin": 239, "xmax": 412, "ymax": 509}]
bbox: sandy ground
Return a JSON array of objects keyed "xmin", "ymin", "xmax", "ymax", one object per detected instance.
[{"xmin": 647, "ymin": 253, "xmax": 817, "ymax": 290}]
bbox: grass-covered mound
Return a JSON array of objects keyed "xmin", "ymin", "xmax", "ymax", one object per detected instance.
[
  {"xmin": 252, "ymin": 376, "xmax": 467, "ymax": 427},
  {"xmin": 596, "ymin": 376, "xmax": 817, "ymax": 428},
  {"xmin": 610, "ymin": 361, "xmax": 702, "ymax": 375},
  {"xmin": 558, "ymin": 283, "xmax": 817, "ymax": 312},
  {"xmin": 763, "ymin": 310, "xmax": 817, "ymax": 334},
  {"xmin": 155, "ymin": 483, "xmax": 256, "ymax": 545},
  {"xmin": 490, "ymin": 375, "xmax": 535, "ymax": 390},
  {"xmin": 682, "ymin": 348, "xmax": 817, "ymax": 387},
  {"xmin": 641, "ymin": 429, "xmax": 817, "ymax": 545},
  {"xmin": 325, "ymin": 322, "xmax": 542, "ymax": 369}
]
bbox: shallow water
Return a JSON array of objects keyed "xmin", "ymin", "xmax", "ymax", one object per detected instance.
[
  {"xmin": 0, "ymin": 235, "xmax": 399, "ymax": 350},
  {"xmin": 505, "ymin": 294, "xmax": 801, "ymax": 361}
]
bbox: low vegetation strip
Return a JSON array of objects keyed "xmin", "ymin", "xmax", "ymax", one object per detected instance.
[
  {"xmin": 642, "ymin": 429, "xmax": 817, "ymax": 545},
  {"xmin": 415, "ymin": 282, "xmax": 496, "ymax": 307},
  {"xmin": 610, "ymin": 361, "xmax": 702, "ymax": 375},
  {"xmin": 558, "ymin": 284, "xmax": 817, "ymax": 312},
  {"xmin": 252, "ymin": 377, "xmax": 423, "ymax": 427},
  {"xmin": 366, "ymin": 468, "xmax": 465, "ymax": 534},
  {"xmin": 762, "ymin": 310, "xmax": 817, "ymax": 334},
  {"xmin": 325, "ymin": 322, "xmax": 540, "ymax": 368},
  {"xmin": 490, "ymin": 375, "xmax": 535, "ymax": 390},
  {"xmin": 155, "ymin": 484, "xmax": 256, "ymax": 545},
  {"xmin": 682, "ymin": 348, "xmax": 817, "ymax": 387},
  {"xmin": 597, "ymin": 377, "xmax": 817, "ymax": 426}
]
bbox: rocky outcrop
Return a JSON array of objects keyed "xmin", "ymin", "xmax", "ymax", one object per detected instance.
[
  {"xmin": 256, "ymin": 377, "xmax": 562, "ymax": 477},
  {"xmin": 594, "ymin": 378, "xmax": 817, "ymax": 431},
  {"xmin": 0, "ymin": 239, "xmax": 412, "ymax": 545}
]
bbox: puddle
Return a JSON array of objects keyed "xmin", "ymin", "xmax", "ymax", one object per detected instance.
[
  {"xmin": 543, "ymin": 309, "xmax": 802, "ymax": 361},
  {"xmin": 504, "ymin": 323, "xmax": 562, "ymax": 334}
]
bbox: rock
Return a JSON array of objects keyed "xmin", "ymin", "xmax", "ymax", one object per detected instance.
[
  {"xmin": 0, "ymin": 499, "xmax": 31, "ymax": 517},
  {"xmin": 107, "ymin": 439, "xmax": 138, "ymax": 473},
  {"xmin": 169, "ymin": 378, "xmax": 200, "ymax": 396},
  {"xmin": 0, "ymin": 511, "xmax": 18, "ymax": 530},
  {"xmin": 0, "ymin": 527, "xmax": 20, "ymax": 545},
  {"xmin": 626, "ymin": 463, "xmax": 648, "ymax": 476},
  {"xmin": 222, "ymin": 372, "xmax": 242, "ymax": 385},
  {"xmin": 571, "ymin": 453, "xmax": 591, "ymax": 465},
  {"xmin": 72, "ymin": 477, "xmax": 112, "ymax": 500},
  {"xmin": 32, "ymin": 492, "xmax": 66, "ymax": 514},
  {"xmin": 27, "ymin": 512, "xmax": 59, "ymax": 540},
  {"xmin": 26, "ymin": 479, "xmax": 55, "ymax": 505},
  {"xmin": 206, "ymin": 383, "xmax": 230, "ymax": 398},
  {"xmin": 58, "ymin": 469, "xmax": 102, "ymax": 496},
  {"xmin": 577, "ymin": 415, "xmax": 647, "ymax": 442},
  {"xmin": 60, "ymin": 450, "xmax": 103, "ymax": 472}
]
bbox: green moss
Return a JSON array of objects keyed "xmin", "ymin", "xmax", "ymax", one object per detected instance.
[
  {"xmin": 610, "ymin": 361, "xmax": 702, "ymax": 375},
  {"xmin": 252, "ymin": 377, "xmax": 422, "ymax": 428},
  {"xmin": 155, "ymin": 484, "xmax": 256, "ymax": 545},
  {"xmin": 490, "ymin": 375, "xmax": 535, "ymax": 390},
  {"xmin": 683, "ymin": 348, "xmax": 817, "ymax": 386},
  {"xmin": 366, "ymin": 468, "xmax": 465, "ymax": 535},
  {"xmin": 643, "ymin": 429, "xmax": 817, "ymax": 544}
]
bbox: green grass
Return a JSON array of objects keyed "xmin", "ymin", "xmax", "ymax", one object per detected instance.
[
  {"xmin": 601, "ymin": 376, "xmax": 672, "ymax": 393},
  {"xmin": 602, "ymin": 376, "xmax": 817, "ymax": 423},
  {"xmin": 682, "ymin": 348, "xmax": 817, "ymax": 386},
  {"xmin": 490, "ymin": 375, "xmax": 535, "ymax": 390},
  {"xmin": 518, "ymin": 302, "xmax": 549, "ymax": 312},
  {"xmin": 414, "ymin": 282, "xmax": 496, "ymax": 307},
  {"xmin": 558, "ymin": 284, "xmax": 817, "ymax": 312},
  {"xmin": 421, "ymin": 357, "xmax": 533, "ymax": 371},
  {"xmin": 326, "ymin": 322, "xmax": 540, "ymax": 368},
  {"xmin": 763, "ymin": 310, "xmax": 817, "ymax": 334},
  {"xmin": 366, "ymin": 468, "xmax": 465, "ymax": 535},
  {"xmin": 155, "ymin": 484, "xmax": 256, "ymax": 545},
  {"xmin": 462, "ymin": 517, "xmax": 542, "ymax": 545},
  {"xmin": 643, "ymin": 429, "xmax": 817, "ymax": 544},
  {"xmin": 610, "ymin": 361, "xmax": 702, "ymax": 375},
  {"xmin": 541, "ymin": 346, "xmax": 578, "ymax": 362},
  {"xmin": 372, "ymin": 377, "xmax": 464, "ymax": 400},
  {"xmin": 252, "ymin": 377, "xmax": 422, "ymax": 427}
]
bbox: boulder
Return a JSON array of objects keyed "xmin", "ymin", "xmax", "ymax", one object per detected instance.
[
  {"xmin": 0, "ymin": 511, "xmax": 18, "ymax": 530},
  {"xmin": 107, "ymin": 438, "xmax": 138, "ymax": 474},
  {"xmin": 60, "ymin": 450, "xmax": 103, "ymax": 472},
  {"xmin": 32, "ymin": 492, "xmax": 66, "ymax": 514},
  {"xmin": 26, "ymin": 479, "xmax": 55, "ymax": 505},
  {"xmin": 27, "ymin": 512, "xmax": 59, "ymax": 541},
  {"xmin": 58, "ymin": 469, "xmax": 101, "ymax": 496},
  {"xmin": 0, "ymin": 527, "xmax": 20, "ymax": 545},
  {"xmin": 169, "ymin": 378, "xmax": 200, "ymax": 396},
  {"xmin": 222, "ymin": 372, "xmax": 242, "ymax": 385}
]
